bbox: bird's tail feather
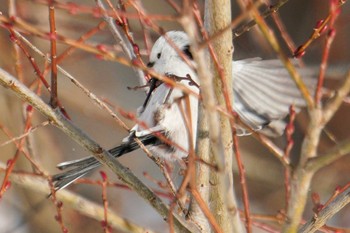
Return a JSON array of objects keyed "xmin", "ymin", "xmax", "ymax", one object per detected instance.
[{"xmin": 52, "ymin": 134, "xmax": 160, "ymax": 191}]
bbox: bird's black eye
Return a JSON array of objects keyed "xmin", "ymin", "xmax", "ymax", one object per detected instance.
[
  {"xmin": 147, "ymin": 62, "xmax": 154, "ymax": 68},
  {"xmin": 157, "ymin": 53, "xmax": 161, "ymax": 59},
  {"xmin": 182, "ymin": 45, "xmax": 193, "ymax": 60}
]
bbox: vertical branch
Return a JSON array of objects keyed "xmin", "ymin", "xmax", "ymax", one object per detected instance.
[
  {"xmin": 49, "ymin": 3, "xmax": 58, "ymax": 108},
  {"xmin": 196, "ymin": 2, "xmax": 252, "ymax": 229},
  {"xmin": 181, "ymin": 4, "xmax": 225, "ymax": 172},
  {"xmin": 204, "ymin": 1, "xmax": 244, "ymax": 232},
  {"xmin": 188, "ymin": 103, "xmax": 211, "ymax": 232},
  {"xmin": 180, "ymin": 1, "xmax": 243, "ymax": 231}
]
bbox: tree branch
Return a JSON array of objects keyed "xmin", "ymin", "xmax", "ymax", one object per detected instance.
[
  {"xmin": 298, "ymin": 187, "xmax": 350, "ymax": 233},
  {"xmin": 204, "ymin": 0, "xmax": 245, "ymax": 232},
  {"xmin": 307, "ymin": 137, "xmax": 350, "ymax": 172},
  {"xmin": 322, "ymin": 70, "xmax": 350, "ymax": 124}
]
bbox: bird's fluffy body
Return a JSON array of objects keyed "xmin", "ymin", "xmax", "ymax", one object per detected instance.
[
  {"xmin": 132, "ymin": 31, "xmax": 314, "ymax": 158},
  {"xmin": 131, "ymin": 31, "xmax": 200, "ymax": 160}
]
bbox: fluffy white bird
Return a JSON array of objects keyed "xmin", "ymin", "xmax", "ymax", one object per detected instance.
[{"xmin": 53, "ymin": 31, "xmax": 314, "ymax": 190}]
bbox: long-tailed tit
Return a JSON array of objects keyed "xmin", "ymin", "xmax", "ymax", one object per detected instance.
[{"xmin": 53, "ymin": 31, "xmax": 314, "ymax": 190}]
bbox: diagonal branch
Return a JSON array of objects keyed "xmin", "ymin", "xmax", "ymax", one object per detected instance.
[
  {"xmin": 0, "ymin": 68, "xmax": 195, "ymax": 233},
  {"xmin": 307, "ymin": 137, "xmax": 350, "ymax": 172},
  {"xmin": 298, "ymin": 187, "xmax": 350, "ymax": 233}
]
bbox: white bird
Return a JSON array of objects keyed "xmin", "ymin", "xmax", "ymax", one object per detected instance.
[{"xmin": 52, "ymin": 31, "xmax": 314, "ymax": 190}]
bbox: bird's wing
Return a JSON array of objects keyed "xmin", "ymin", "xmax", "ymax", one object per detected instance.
[{"xmin": 232, "ymin": 58, "xmax": 315, "ymax": 136}]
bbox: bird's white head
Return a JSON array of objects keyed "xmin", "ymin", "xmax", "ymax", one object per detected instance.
[{"xmin": 147, "ymin": 31, "xmax": 197, "ymax": 83}]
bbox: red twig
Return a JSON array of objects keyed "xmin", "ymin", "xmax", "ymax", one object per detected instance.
[
  {"xmin": 143, "ymin": 172, "xmax": 168, "ymax": 189},
  {"xmin": 0, "ymin": 22, "xmax": 48, "ymax": 197},
  {"xmin": 49, "ymin": 179, "xmax": 68, "ymax": 233},
  {"xmin": 100, "ymin": 171, "xmax": 112, "ymax": 233},
  {"xmin": 270, "ymin": 11, "xmax": 297, "ymax": 57},
  {"xmin": 6, "ymin": 26, "xmax": 70, "ymax": 118},
  {"xmin": 134, "ymin": 0, "xmax": 153, "ymax": 56},
  {"xmin": 0, "ymin": 106, "xmax": 37, "ymax": 197},
  {"xmin": 75, "ymin": 178, "xmax": 174, "ymax": 199},
  {"xmin": 283, "ymin": 105, "xmax": 296, "ymax": 213},
  {"xmin": 316, "ymin": 182, "xmax": 350, "ymax": 214},
  {"xmin": 39, "ymin": 21, "xmax": 106, "ymax": 91},
  {"xmin": 315, "ymin": 0, "xmax": 340, "ymax": 105},
  {"xmin": 294, "ymin": 0, "xmax": 345, "ymax": 58},
  {"xmin": 311, "ymin": 192, "xmax": 323, "ymax": 213},
  {"xmin": 32, "ymin": 0, "xmax": 177, "ymax": 21},
  {"xmin": 251, "ymin": 220, "xmax": 280, "ymax": 233},
  {"xmin": 176, "ymin": 94, "xmax": 223, "ymax": 232},
  {"xmin": 57, "ymin": 21, "xmax": 107, "ymax": 64},
  {"xmin": 191, "ymin": 188, "xmax": 223, "ymax": 233}
]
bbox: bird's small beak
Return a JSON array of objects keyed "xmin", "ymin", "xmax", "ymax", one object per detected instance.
[{"xmin": 142, "ymin": 77, "xmax": 162, "ymax": 109}]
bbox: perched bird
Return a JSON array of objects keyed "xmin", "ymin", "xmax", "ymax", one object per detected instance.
[{"xmin": 52, "ymin": 31, "xmax": 314, "ymax": 190}]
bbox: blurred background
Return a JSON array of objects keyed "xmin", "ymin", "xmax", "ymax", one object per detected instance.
[{"xmin": 0, "ymin": 0, "xmax": 349, "ymax": 232}]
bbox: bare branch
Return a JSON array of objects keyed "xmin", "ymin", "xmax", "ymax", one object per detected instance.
[
  {"xmin": 188, "ymin": 103, "xmax": 211, "ymax": 231},
  {"xmin": 308, "ymin": 137, "xmax": 350, "ymax": 172},
  {"xmin": 323, "ymin": 70, "xmax": 350, "ymax": 124},
  {"xmin": 298, "ymin": 187, "xmax": 350, "ymax": 233},
  {"xmin": 204, "ymin": 0, "xmax": 245, "ymax": 232}
]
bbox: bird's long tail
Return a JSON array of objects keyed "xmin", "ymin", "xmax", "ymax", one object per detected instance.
[{"xmin": 52, "ymin": 134, "xmax": 160, "ymax": 191}]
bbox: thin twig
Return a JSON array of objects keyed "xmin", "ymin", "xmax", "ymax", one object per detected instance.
[
  {"xmin": 32, "ymin": 0, "xmax": 177, "ymax": 21},
  {"xmin": 95, "ymin": 0, "xmax": 145, "ymax": 84},
  {"xmin": 232, "ymin": 0, "xmax": 289, "ymax": 40},
  {"xmin": 0, "ymin": 121, "xmax": 50, "ymax": 148},
  {"xmin": 49, "ymin": 3, "xmax": 58, "ymax": 108},
  {"xmin": 100, "ymin": 171, "xmax": 112, "ymax": 233},
  {"xmin": 283, "ymin": 106, "xmax": 296, "ymax": 213},
  {"xmin": 293, "ymin": 0, "xmax": 347, "ymax": 58}
]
